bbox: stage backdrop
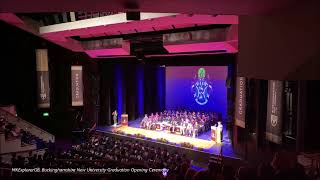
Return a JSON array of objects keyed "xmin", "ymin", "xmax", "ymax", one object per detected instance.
[{"xmin": 166, "ymin": 66, "xmax": 228, "ymax": 119}]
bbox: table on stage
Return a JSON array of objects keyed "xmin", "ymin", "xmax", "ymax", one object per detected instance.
[{"xmin": 154, "ymin": 122, "xmax": 184, "ymax": 135}]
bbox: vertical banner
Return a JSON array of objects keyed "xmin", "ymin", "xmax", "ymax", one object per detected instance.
[
  {"xmin": 71, "ymin": 66, "xmax": 83, "ymax": 106},
  {"xmin": 235, "ymin": 77, "xmax": 246, "ymax": 128},
  {"xmin": 36, "ymin": 49, "xmax": 50, "ymax": 108},
  {"xmin": 266, "ymin": 80, "xmax": 283, "ymax": 144}
]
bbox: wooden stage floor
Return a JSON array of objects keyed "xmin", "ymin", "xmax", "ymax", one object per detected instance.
[
  {"xmin": 114, "ymin": 125, "xmax": 216, "ymax": 149},
  {"xmin": 96, "ymin": 119, "xmax": 238, "ymax": 158}
]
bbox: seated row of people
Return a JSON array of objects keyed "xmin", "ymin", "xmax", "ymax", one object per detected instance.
[{"xmin": 140, "ymin": 110, "xmax": 220, "ymax": 137}]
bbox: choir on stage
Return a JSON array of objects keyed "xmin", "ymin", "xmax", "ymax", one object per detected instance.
[{"xmin": 140, "ymin": 110, "xmax": 221, "ymax": 138}]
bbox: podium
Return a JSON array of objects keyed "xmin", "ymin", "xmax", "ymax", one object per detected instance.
[
  {"xmin": 216, "ymin": 126, "xmax": 222, "ymax": 144},
  {"xmin": 211, "ymin": 125, "xmax": 222, "ymax": 143},
  {"xmin": 121, "ymin": 114, "xmax": 128, "ymax": 126},
  {"xmin": 211, "ymin": 126, "xmax": 217, "ymax": 142}
]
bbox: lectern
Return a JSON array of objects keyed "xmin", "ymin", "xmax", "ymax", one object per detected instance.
[
  {"xmin": 121, "ymin": 114, "xmax": 128, "ymax": 126},
  {"xmin": 211, "ymin": 125, "xmax": 222, "ymax": 143},
  {"xmin": 211, "ymin": 126, "xmax": 216, "ymax": 142}
]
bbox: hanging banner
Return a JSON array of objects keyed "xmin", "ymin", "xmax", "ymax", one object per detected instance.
[
  {"xmin": 36, "ymin": 49, "xmax": 50, "ymax": 108},
  {"xmin": 266, "ymin": 80, "xmax": 283, "ymax": 144},
  {"xmin": 235, "ymin": 77, "xmax": 246, "ymax": 128},
  {"xmin": 71, "ymin": 66, "xmax": 83, "ymax": 106}
]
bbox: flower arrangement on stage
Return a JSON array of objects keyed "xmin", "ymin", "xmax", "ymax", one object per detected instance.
[
  {"xmin": 134, "ymin": 133, "xmax": 146, "ymax": 139},
  {"xmin": 157, "ymin": 138, "xmax": 169, "ymax": 144},
  {"xmin": 180, "ymin": 142, "xmax": 194, "ymax": 149},
  {"xmin": 170, "ymin": 142, "xmax": 177, "ymax": 146},
  {"xmin": 114, "ymin": 130, "xmax": 125, "ymax": 135},
  {"xmin": 146, "ymin": 137, "xmax": 153, "ymax": 141}
]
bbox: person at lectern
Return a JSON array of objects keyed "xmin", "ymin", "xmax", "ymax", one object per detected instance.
[{"xmin": 112, "ymin": 110, "xmax": 118, "ymax": 126}]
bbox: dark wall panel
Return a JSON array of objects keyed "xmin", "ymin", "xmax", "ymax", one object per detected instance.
[{"xmin": 0, "ymin": 21, "xmax": 93, "ymax": 138}]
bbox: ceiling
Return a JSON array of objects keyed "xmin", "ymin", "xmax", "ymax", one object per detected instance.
[
  {"xmin": 0, "ymin": 12, "xmax": 238, "ymax": 57},
  {"xmin": 3, "ymin": 0, "xmax": 281, "ymax": 58},
  {"xmin": 0, "ymin": 0, "xmax": 295, "ymax": 15}
]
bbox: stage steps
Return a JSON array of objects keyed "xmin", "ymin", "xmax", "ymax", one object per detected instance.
[
  {"xmin": 0, "ymin": 108, "xmax": 55, "ymax": 143},
  {"xmin": 0, "ymin": 148, "xmax": 47, "ymax": 165},
  {"xmin": 0, "ymin": 133, "xmax": 36, "ymax": 154},
  {"xmin": 0, "ymin": 108, "xmax": 55, "ymax": 153}
]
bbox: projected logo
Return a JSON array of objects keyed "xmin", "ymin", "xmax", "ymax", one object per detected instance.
[{"xmin": 191, "ymin": 68, "xmax": 213, "ymax": 105}]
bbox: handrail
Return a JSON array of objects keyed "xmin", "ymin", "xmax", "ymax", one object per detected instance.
[
  {"xmin": 0, "ymin": 109, "xmax": 55, "ymax": 142},
  {"xmin": 0, "ymin": 109, "xmax": 53, "ymax": 136},
  {"xmin": 0, "ymin": 148, "xmax": 47, "ymax": 156}
]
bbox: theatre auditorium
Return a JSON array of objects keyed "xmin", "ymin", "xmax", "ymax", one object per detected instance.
[{"xmin": 0, "ymin": 0, "xmax": 320, "ymax": 179}]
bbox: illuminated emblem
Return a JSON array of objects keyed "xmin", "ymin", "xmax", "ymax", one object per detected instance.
[{"xmin": 191, "ymin": 68, "xmax": 213, "ymax": 105}]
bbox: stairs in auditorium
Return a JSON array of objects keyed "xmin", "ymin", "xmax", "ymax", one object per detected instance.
[
  {"xmin": 0, "ymin": 133, "xmax": 36, "ymax": 154},
  {"xmin": 0, "ymin": 108, "xmax": 55, "ymax": 154}
]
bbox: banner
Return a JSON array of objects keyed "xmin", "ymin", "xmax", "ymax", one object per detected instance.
[
  {"xmin": 235, "ymin": 77, "xmax": 246, "ymax": 128},
  {"xmin": 266, "ymin": 80, "xmax": 283, "ymax": 144},
  {"xmin": 36, "ymin": 49, "xmax": 50, "ymax": 108},
  {"xmin": 163, "ymin": 29, "xmax": 227, "ymax": 45},
  {"xmin": 71, "ymin": 66, "xmax": 83, "ymax": 106}
]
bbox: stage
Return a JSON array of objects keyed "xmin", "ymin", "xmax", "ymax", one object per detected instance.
[{"xmin": 96, "ymin": 119, "xmax": 238, "ymax": 159}]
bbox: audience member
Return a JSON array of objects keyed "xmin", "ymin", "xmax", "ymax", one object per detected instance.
[{"xmin": 0, "ymin": 133, "xmax": 312, "ymax": 179}]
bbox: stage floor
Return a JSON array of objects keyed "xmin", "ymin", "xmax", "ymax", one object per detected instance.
[
  {"xmin": 96, "ymin": 119, "xmax": 237, "ymax": 158},
  {"xmin": 114, "ymin": 126, "xmax": 215, "ymax": 149}
]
